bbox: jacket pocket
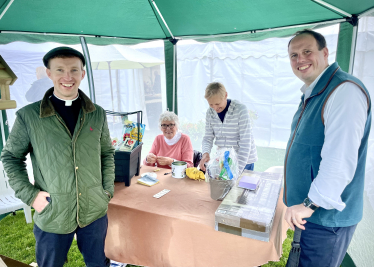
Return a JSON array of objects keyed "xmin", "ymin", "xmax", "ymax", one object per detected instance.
[
  {"xmin": 86, "ymin": 185, "xmax": 110, "ymax": 223},
  {"xmin": 34, "ymin": 193, "xmax": 73, "ymax": 233},
  {"xmin": 38, "ymin": 201, "xmax": 51, "ymax": 216}
]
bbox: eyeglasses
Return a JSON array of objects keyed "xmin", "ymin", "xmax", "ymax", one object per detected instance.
[{"xmin": 161, "ymin": 124, "xmax": 175, "ymax": 129}]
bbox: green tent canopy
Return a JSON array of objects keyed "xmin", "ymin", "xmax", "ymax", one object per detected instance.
[
  {"xmin": 0, "ymin": 0, "xmax": 373, "ymax": 43},
  {"xmin": 0, "ymin": 0, "xmax": 372, "ymax": 117}
]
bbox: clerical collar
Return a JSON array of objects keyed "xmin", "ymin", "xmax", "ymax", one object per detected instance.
[{"xmin": 51, "ymin": 93, "xmax": 80, "ymax": 106}]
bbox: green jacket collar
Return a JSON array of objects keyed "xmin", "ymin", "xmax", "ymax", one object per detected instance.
[{"xmin": 40, "ymin": 87, "xmax": 96, "ymax": 118}]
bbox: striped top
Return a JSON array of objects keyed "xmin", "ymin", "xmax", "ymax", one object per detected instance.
[{"xmin": 202, "ymin": 100, "xmax": 258, "ymax": 172}]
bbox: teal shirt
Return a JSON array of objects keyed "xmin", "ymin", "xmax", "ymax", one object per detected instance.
[{"xmin": 284, "ymin": 62, "xmax": 371, "ymax": 227}]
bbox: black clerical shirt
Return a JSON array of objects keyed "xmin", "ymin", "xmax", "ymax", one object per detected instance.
[{"xmin": 50, "ymin": 94, "xmax": 82, "ymax": 136}]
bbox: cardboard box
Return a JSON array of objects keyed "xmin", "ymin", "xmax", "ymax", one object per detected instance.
[{"xmin": 215, "ymin": 170, "xmax": 282, "ymax": 242}]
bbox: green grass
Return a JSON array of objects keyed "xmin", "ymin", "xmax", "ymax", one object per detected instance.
[{"xmin": 0, "ymin": 210, "xmax": 141, "ymax": 267}]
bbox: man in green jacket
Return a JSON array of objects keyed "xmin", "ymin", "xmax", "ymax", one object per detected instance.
[{"xmin": 1, "ymin": 47, "xmax": 115, "ymax": 267}]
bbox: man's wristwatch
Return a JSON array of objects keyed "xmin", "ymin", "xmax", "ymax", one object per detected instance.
[{"xmin": 303, "ymin": 197, "xmax": 319, "ymax": 211}]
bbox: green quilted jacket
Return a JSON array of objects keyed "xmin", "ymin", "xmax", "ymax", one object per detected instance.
[{"xmin": 1, "ymin": 88, "xmax": 115, "ymax": 234}]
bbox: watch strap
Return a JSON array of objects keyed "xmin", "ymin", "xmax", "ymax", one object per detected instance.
[{"xmin": 303, "ymin": 197, "xmax": 318, "ymax": 210}]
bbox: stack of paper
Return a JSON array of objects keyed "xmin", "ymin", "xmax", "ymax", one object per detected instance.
[{"xmin": 137, "ymin": 173, "xmax": 159, "ymax": 186}]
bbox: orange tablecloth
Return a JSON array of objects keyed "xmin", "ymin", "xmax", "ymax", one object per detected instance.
[{"xmin": 105, "ymin": 166, "xmax": 288, "ymax": 267}]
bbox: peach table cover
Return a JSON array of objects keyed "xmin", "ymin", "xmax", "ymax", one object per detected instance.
[{"xmin": 105, "ymin": 166, "xmax": 288, "ymax": 267}]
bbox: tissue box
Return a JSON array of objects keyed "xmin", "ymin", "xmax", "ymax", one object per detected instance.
[{"xmin": 215, "ymin": 170, "xmax": 282, "ymax": 242}]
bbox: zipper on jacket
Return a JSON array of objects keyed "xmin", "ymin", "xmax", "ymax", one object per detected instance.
[
  {"xmin": 283, "ymin": 99, "xmax": 309, "ymax": 205},
  {"xmin": 283, "ymin": 67, "xmax": 339, "ymax": 205},
  {"xmin": 55, "ymin": 115, "xmax": 73, "ymax": 139},
  {"xmin": 73, "ymin": 113, "xmax": 86, "ymax": 226}
]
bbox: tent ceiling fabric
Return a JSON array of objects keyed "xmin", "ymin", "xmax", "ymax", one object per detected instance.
[{"xmin": 0, "ymin": 0, "xmax": 373, "ymax": 45}]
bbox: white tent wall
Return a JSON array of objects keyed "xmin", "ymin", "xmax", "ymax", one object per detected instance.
[
  {"xmin": 0, "ymin": 42, "xmax": 161, "ymax": 173},
  {"xmin": 92, "ymin": 68, "xmax": 150, "ymax": 140},
  {"xmin": 347, "ymin": 16, "xmax": 374, "ymax": 267},
  {"xmin": 175, "ymin": 32, "xmax": 338, "ymax": 150},
  {"xmin": 0, "ymin": 43, "xmax": 154, "ymax": 133}
]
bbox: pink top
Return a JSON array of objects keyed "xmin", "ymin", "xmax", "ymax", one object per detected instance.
[{"xmin": 143, "ymin": 133, "xmax": 194, "ymax": 169}]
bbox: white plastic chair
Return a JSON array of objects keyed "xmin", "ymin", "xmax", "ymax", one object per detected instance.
[
  {"xmin": 264, "ymin": 166, "xmax": 284, "ymax": 174},
  {"xmin": 0, "ymin": 161, "xmax": 32, "ymax": 223},
  {"xmin": 265, "ymin": 166, "xmax": 284, "ymax": 188}
]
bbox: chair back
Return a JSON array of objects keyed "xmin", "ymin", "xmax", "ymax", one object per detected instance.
[
  {"xmin": 0, "ymin": 161, "xmax": 14, "ymax": 196},
  {"xmin": 193, "ymin": 150, "xmax": 202, "ymax": 168}
]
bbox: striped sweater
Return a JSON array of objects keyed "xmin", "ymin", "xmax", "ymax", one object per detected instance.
[{"xmin": 202, "ymin": 100, "xmax": 258, "ymax": 172}]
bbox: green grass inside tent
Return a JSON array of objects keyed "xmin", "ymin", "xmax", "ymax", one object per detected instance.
[{"xmin": 0, "ymin": 146, "xmax": 292, "ymax": 267}]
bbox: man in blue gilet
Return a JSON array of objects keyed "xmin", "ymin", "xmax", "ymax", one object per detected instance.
[{"xmin": 284, "ymin": 29, "xmax": 371, "ymax": 267}]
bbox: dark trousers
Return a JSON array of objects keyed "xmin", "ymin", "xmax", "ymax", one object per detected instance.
[
  {"xmin": 298, "ymin": 221, "xmax": 357, "ymax": 267},
  {"xmin": 244, "ymin": 163, "xmax": 254, "ymax": 171},
  {"xmin": 33, "ymin": 214, "xmax": 110, "ymax": 267}
]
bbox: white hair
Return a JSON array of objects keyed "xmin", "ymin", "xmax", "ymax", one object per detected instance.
[{"xmin": 159, "ymin": 111, "xmax": 179, "ymax": 129}]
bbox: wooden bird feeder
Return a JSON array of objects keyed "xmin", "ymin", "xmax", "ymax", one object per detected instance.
[{"xmin": 0, "ymin": 55, "xmax": 17, "ymax": 110}]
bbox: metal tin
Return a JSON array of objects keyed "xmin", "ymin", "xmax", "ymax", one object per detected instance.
[{"xmin": 171, "ymin": 161, "xmax": 187, "ymax": 179}]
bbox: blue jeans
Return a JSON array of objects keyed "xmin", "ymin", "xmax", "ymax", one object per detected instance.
[
  {"xmin": 244, "ymin": 163, "xmax": 254, "ymax": 171},
  {"xmin": 296, "ymin": 221, "xmax": 357, "ymax": 267},
  {"xmin": 33, "ymin": 214, "xmax": 110, "ymax": 267}
]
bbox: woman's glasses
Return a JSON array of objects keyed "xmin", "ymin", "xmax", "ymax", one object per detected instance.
[{"xmin": 161, "ymin": 124, "xmax": 176, "ymax": 129}]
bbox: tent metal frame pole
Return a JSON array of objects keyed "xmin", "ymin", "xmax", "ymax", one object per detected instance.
[
  {"xmin": 151, "ymin": 0, "xmax": 175, "ymax": 39},
  {"xmin": 183, "ymin": 18, "xmax": 346, "ymax": 40},
  {"xmin": 0, "ymin": 0, "xmax": 14, "ymax": 20},
  {"xmin": 348, "ymin": 23, "xmax": 359, "ymax": 75},
  {"xmin": 0, "ymin": 111, "xmax": 6, "ymax": 148},
  {"xmin": 312, "ymin": 0, "xmax": 351, "ymax": 17},
  {"xmin": 107, "ymin": 61, "xmax": 115, "ymax": 112},
  {"xmin": 172, "ymin": 44, "xmax": 176, "ymax": 112},
  {"xmin": 80, "ymin": 36, "xmax": 96, "ymax": 103}
]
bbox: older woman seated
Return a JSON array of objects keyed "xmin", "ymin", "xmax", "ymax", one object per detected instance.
[{"xmin": 143, "ymin": 111, "xmax": 194, "ymax": 169}]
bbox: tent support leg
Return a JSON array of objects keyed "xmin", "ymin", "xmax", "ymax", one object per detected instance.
[
  {"xmin": 336, "ymin": 19, "xmax": 358, "ymax": 74},
  {"xmin": 164, "ymin": 39, "xmax": 178, "ymax": 114},
  {"xmin": 80, "ymin": 36, "xmax": 96, "ymax": 103},
  {"xmin": 348, "ymin": 23, "xmax": 358, "ymax": 75}
]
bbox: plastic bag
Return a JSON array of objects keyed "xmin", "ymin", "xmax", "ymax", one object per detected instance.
[
  {"xmin": 206, "ymin": 147, "xmax": 239, "ymax": 201},
  {"xmin": 206, "ymin": 147, "xmax": 240, "ymax": 181},
  {"xmin": 121, "ymin": 121, "xmax": 146, "ymax": 148}
]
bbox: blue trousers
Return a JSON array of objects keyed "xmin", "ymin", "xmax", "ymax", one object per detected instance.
[
  {"xmin": 244, "ymin": 163, "xmax": 254, "ymax": 171},
  {"xmin": 297, "ymin": 221, "xmax": 357, "ymax": 267},
  {"xmin": 33, "ymin": 214, "xmax": 110, "ymax": 267}
]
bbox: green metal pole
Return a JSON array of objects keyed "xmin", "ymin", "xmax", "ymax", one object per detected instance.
[
  {"xmin": 80, "ymin": 36, "xmax": 96, "ymax": 103},
  {"xmin": 164, "ymin": 39, "xmax": 178, "ymax": 114},
  {"xmin": 335, "ymin": 17, "xmax": 358, "ymax": 74}
]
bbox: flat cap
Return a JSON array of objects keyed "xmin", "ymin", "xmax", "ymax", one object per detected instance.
[{"xmin": 43, "ymin": 47, "xmax": 86, "ymax": 67}]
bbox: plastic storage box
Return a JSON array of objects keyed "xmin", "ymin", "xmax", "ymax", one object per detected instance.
[{"xmin": 215, "ymin": 170, "xmax": 282, "ymax": 242}]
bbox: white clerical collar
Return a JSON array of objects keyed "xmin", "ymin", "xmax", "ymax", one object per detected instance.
[
  {"xmin": 300, "ymin": 64, "xmax": 330, "ymax": 100},
  {"xmin": 164, "ymin": 130, "xmax": 182, "ymax": 146},
  {"xmin": 52, "ymin": 93, "xmax": 79, "ymax": 106}
]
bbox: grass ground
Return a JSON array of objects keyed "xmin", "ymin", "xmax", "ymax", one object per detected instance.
[{"xmin": 0, "ymin": 146, "xmax": 292, "ymax": 267}]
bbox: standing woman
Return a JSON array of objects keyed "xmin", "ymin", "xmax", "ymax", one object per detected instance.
[{"xmin": 199, "ymin": 82, "xmax": 257, "ymax": 173}]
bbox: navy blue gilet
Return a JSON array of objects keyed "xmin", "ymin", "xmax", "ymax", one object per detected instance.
[{"xmin": 284, "ymin": 62, "xmax": 371, "ymax": 227}]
